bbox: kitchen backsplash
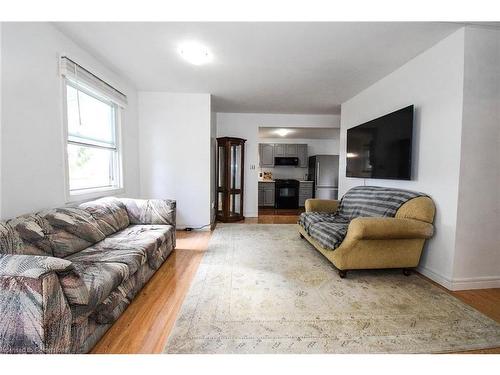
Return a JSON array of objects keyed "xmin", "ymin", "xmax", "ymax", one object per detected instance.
[{"xmin": 260, "ymin": 167, "xmax": 309, "ymax": 181}]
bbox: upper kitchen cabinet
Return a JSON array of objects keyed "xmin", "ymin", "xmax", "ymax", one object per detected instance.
[
  {"xmin": 297, "ymin": 144, "xmax": 308, "ymax": 167},
  {"xmin": 259, "ymin": 143, "xmax": 275, "ymax": 167},
  {"xmin": 285, "ymin": 144, "xmax": 298, "ymax": 156},
  {"xmin": 274, "ymin": 143, "xmax": 285, "ymax": 157},
  {"xmin": 259, "ymin": 143, "xmax": 308, "ymax": 167}
]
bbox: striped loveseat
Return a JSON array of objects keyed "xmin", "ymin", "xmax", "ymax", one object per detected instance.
[
  {"xmin": 298, "ymin": 186, "xmax": 435, "ymax": 278},
  {"xmin": 0, "ymin": 197, "xmax": 176, "ymax": 353}
]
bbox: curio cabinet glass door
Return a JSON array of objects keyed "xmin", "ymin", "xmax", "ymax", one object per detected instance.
[{"xmin": 216, "ymin": 137, "xmax": 246, "ymax": 222}]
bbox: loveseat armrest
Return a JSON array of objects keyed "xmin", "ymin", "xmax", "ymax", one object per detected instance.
[
  {"xmin": 119, "ymin": 198, "xmax": 176, "ymax": 227},
  {"xmin": 305, "ymin": 199, "xmax": 339, "ymax": 213},
  {"xmin": 0, "ymin": 254, "xmax": 73, "ymax": 353},
  {"xmin": 347, "ymin": 217, "xmax": 434, "ymax": 240}
]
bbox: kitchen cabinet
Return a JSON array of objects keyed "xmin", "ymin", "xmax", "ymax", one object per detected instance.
[
  {"xmin": 274, "ymin": 144, "xmax": 285, "ymax": 157},
  {"xmin": 258, "ymin": 182, "xmax": 275, "ymax": 207},
  {"xmin": 259, "ymin": 144, "xmax": 275, "ymax": 167},
  {"xmin": 263, "ymin": 188, "xmax": 275, "ymax": 206},
  {"xmin": 258, "ymin": 143, "xmax": 308, "ymax": 168},
  {"xmin": 297, "ymin": 144, "xmax": 308, "ymax": 167},
  {"xmin": 299, "ymin": 181, "xmax": 314, "ymax": 207},
  {"xmin": 285, "ymin": 144, "xmax": 298, "ymax": 156}
]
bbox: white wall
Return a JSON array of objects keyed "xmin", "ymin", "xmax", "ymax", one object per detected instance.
[
  {"xmin": 1, "ymin": 23, "xmax": 140, "ymax": 219},
  {"xmin": 453, "ymin": 27, "xmax": 500, "ymax": 288},
  {"xmin": 339, "ymin": 29, "xmax": 466, "ymax": 287},
  {"xmin": 216, "ymin": 113, "xmax": 340, "ymax": 216},
  {"xmin": 258, "ymin": 136, "xmax": 339, "ymax": 180},
  {"xmin": 138, "ymin": 92, "xmax": 212, "ymax": 229},
  {"xmin": 210, "ymin": 108, "xmax": 217, "ymax": 223}
]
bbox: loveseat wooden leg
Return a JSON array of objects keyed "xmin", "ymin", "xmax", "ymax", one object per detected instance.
[
  {"xmin": 299, "ymin": 233, "xmax": 304, "ymax": 239},
  {"xmin": 338, "ymin": 270, "xmax": 347, "ymax": 278},
  {"xmin": 403, "ymin": 268, "xmax": 412, "ymax": 276}
]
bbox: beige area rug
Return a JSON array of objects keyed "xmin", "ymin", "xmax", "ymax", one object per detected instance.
[{"xmin": 164, "ymin": 224, "xmax": 500, "ymax": 353}]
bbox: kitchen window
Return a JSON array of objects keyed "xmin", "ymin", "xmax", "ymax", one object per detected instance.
[{"xmin": 61, "ymin": 57, "xmax": 127, "ymax": 200}]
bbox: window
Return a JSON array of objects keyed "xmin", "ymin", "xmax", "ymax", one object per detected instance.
[{"xmin": 64, "ymin": 80, "xmax": 122, "ymax": 197}]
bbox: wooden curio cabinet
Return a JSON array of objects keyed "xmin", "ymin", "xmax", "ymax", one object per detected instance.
[{"xmin": 216, "ymin": 137, "xmax": 246, "ymax": 222}]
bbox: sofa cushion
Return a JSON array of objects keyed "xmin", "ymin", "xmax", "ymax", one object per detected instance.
[
  {"xmin": 40, "ymin": 208, "xmax": 106, "ymax": 257},
  {"xmin": 92, "ymin": 263, "xmax": 156, "ymax": 324},
  {"xmin": 65, "ymin": 241, "xmax": 148, "ymax": 322},
  {"xmin": 337, "ymin": 186, "xmax": 426, "ymax": 220},
  {"xmin": 58, "ymin": 269, "xmax": 91, "ymax": 306},
  {"xmin": 78, "ymin": 198, "xmax": 130, "ymax": 236},
  {"xmin": 65, "ymin": 225, "xmax": 173, "ymax": 322},
  {"xmin": 66, "ymin": 246, "xmax": 147, "ymax": 279},
  {"xmin": 2, "ymin": 215, "xmax": 54, "ymax": 256},
  {"xmin": 308, "ymin": 222, "xmax": 349, "ymax": 250},
  {"xmin": 90, "ymin": 226, "xmax": 175, "ymax": 325},
  {"xmin": 298, "ymin": 212, "xmax": 349, "ymax": 235},
  {"xmin": 103, "ymin": 225, "xmax": 174, "ymax": 269},
  {"xmin": 1, "ymin": 207, "xmax": 109, "ymax": 258},
  {"xmin": 68, "ymin": 261, "xmax": 129, "ymax": 322},
  {"xmin": 120, "ymin": 199, "xmax": 176, "ymax": 226}
]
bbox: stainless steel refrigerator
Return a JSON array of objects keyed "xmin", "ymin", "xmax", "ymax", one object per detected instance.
[{"xmin": 308, "ymin": 155, "xmax": 339, "ymax": 200}]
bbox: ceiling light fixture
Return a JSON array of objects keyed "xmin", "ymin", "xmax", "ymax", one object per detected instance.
[
  {"xmin": 276, "ymin": 129, "xmax": 292, "ymax": 137},
  {"xmin": 177, "ymin": 41, "xmax": 213, "ymax": 66}
]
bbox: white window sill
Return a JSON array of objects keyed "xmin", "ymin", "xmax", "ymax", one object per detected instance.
[{"xmin": 66, "ymin": 186, "xmax": 124, "ymax": 203}]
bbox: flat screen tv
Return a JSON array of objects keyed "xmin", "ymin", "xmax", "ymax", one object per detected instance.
[{"xmin": 346, "ymin": 105, "xmax": 413, "ymax": 180}]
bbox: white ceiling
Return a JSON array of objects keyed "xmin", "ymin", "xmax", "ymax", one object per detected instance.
[
  {"xmin": 55, "ymin": 22, "xmax": 465, "ymax": 114},
  {"xmin": 259, "ymin": 127, "xmax": 339, "ymax": 139}
]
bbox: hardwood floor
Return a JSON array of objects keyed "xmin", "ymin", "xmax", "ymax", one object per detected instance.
[
  {"xmin": 245, "ymin": 208, "xmax": 304, "ymax": 224},
  {"xmin": 92, "ymin": 216, "xmax": 500, "ymax": 354}
]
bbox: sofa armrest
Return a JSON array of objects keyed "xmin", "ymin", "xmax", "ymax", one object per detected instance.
[
  {"xmin": 0, "ymin": 254, "xmax": 73, "ymax": 353},
  {"xmin": 120, "ymin": 198, "xmax": 176, "ymax": 227},
  {"xmin": 0, "ymin": 254, "xmax": 74, "ymax": 278},
  {"xmin": 347, "ymin": 217, "xmax": 434, "ymax": 240},
  {"xmin": 305, "ymin": 199, "xmax": 340, "ymax": 213}
]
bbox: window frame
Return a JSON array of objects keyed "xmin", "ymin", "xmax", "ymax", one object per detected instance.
[{"xmin": 62, "ymin": 77, "xmax": 124, "ymax": 202}]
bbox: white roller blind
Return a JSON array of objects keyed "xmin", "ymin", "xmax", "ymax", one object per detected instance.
[{"xmin": 60, "ymin": 56, "xmax": 128, "ymax": 108}]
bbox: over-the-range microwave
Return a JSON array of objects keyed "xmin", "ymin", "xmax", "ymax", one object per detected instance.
[{"xmin": 274, "ymin": 157, "xmax": 299, "ymax": 166}]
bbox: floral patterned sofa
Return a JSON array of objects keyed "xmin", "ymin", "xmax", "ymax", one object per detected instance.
[{"xmin": 0, "ymin": 197, "xmax": 176, "ymax": 353}]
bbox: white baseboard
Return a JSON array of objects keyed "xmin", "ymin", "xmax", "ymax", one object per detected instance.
[
  {"xmin": 418, "ymin": 265, "xmax": 500, "ymax": 290},
  {"xmin": 449, "ymin": 276, "xmax": 500, "ymax": 290},
  {"xmin": 244, "ymin": 212, "xmax": 258, "ymax": 218},
  {"xmin": 417, "ymin": 266, "xmax": 453, "ymax": 289}
]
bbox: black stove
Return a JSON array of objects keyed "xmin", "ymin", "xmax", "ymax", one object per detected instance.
[{"xmin": 274, "ymin": 179, "xmax": 300, "ymax": 209}]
